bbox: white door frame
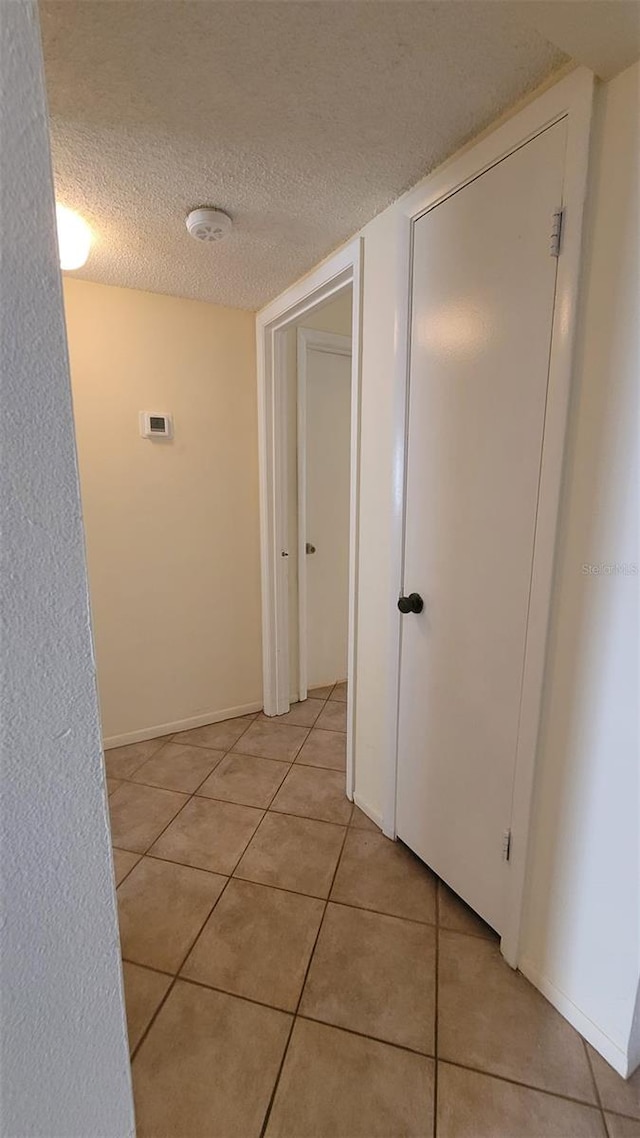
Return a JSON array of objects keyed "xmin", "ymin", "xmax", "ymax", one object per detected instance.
[
  {"xmin": 256, "ymin": 239, "xmax": 362, "ymax": 800},
  {"xmin": 386, "ymin": 67, "xmax": 594, "ymax": 966},
  {"xmin": 297, "ymin": 328, "xmax": 353, "ymax": 703}
]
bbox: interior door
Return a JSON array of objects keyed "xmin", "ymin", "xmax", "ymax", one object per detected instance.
[
  {"xmin": 396, "ymin": 120, "xmax": 567, "ymax": 934},
  {"xmin": 303, "ymin": 344, "xmax": 352, "ymax": 690}
]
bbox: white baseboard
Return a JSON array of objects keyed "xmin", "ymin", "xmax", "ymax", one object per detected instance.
[
  {"xmin": 103, "ymin": 701, "xmax": 263, "ymax": 750},
  {"xmin": 353, "ymin": 793, "xmax": 384, "ymax": 832},
  {"xmin": 519, "ymin": 957, "xmax": 631, "ymax": 1077}
]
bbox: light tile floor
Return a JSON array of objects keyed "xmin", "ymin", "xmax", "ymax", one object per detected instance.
[{"xmin": 106, "ymin": 683, "xmax": 640, "ymax": 1137}]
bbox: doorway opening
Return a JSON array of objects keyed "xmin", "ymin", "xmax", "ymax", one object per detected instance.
[
  {"xmin": 293, "ymin": 315, "xmax": 352, "ymax": 703},
  {"xmin": 256, "ymin": 241, "xmax": 362, "ymax": 800}
]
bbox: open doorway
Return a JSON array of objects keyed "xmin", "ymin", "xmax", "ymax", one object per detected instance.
[
  {"xmin": 256, "ymin": 241, "xmax": 361, "ymax": 799},
  {"xmin": 288, "ymin": 297, "xmax": 353, "ymax": 704}
]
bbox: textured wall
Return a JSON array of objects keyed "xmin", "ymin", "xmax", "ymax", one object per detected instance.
[
  {"xmin": 0, "ymin": 4, "xmax": 134, "ymax": 1134},
  {"xmin": 63, "ymin": 278, "xmax": 261, "ymax": 745}
]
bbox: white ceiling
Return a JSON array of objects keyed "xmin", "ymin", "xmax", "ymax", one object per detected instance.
[{"xmin": 40, "ymin": 1, "xmax": 638, "ymax": 311}]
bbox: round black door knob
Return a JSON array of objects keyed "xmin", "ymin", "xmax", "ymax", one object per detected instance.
[{"xmin": 398, "ymin": 592, "xmax": 424, "ymax": 614}]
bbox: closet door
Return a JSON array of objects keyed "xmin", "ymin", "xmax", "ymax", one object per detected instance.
[{"xmin": 396, "ymin": 120, "xmax": 567, "ymax": 933}]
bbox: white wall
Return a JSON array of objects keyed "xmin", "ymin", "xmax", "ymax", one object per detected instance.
[
  {"xmin": 0, "ymin": 4, "xmax": 134, "ymax": 1134},
  {"xmin": 63, "ymin": 278, "xmax": 262, "ymax": 746},
  {"xmin": 260, "ymin": 63, "xmax": 639, "ymax": 1073},
  {"xmin": 284, "ymin": 292, "xmax": 352, "ymax": 698},
  {"xmin": 522, "ymin": 62, "xmax": 639, "ymax": 1074}
]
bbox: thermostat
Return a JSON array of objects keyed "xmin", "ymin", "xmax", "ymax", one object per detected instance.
[{"xmin": 139, "ymin": 412, "xmax": 173, "ymax": 440}]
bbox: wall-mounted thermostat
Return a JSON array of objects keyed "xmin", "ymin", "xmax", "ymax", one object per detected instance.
[{"xmin": 139, "ymin": 412, "xmax": 173, "ymax": 440}]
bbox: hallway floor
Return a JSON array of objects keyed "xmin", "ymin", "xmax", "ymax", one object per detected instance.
[{"xmin": 106, "ymin": 685, "xmax": 639, "ymax": 1138}]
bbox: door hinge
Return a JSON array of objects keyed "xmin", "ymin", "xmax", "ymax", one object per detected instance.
[
  {"xmin": 502, "ymin": 828, "xmax": 512, "ymax": 862},
  {"xmin": 550, "ymin": 208, "xmax": 564, "ymax": 258}
]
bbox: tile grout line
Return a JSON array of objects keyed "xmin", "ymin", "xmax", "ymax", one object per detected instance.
[
  {"xmin": 107, "ymin": 733, "xmax": 175, "ymax": 785},
  {"xmin": 121, "ymin": 713, "xmax": 270, "ymax": 1063},
  {"xmin": 127, "ymin": 713, "xmax": 265, "ymax": 859},
  {"xmin": 583, "ymin": 1036, "xmax": 611, "ymax": 1135},
  {"xmin": 112, "ymin": 701, "xmax": 608, "ymax": 1127},
  {"xmin": 125, "ymin": 956, "xmax": 437, "ymax": 1061},
  {"xmin": 129, "ymin": 866, "xmax": 240, "ymax": 1065},
  {"xmin": 116, "ymin": 840, "xmax": 498, "ymax": 936},
  {"xmin": 116, "ymin": 702, "xmax": 342, "ymax": 1078},
  {"xmin": 119, "ymin": 823, "xmax": 480, "ymax": 935},
  {"xmin": 124, "ymin": 950, "xmax": 622, "ymax": 1118},
  {"xmin": 112, "ymin": 851, "xmax": 143, "ymax": 890},
  {"xmin": 258, "ymin": 815, "xmax": 351, "ymax": 1138},
  {"xmin": 124, "ymin": 752, "xmax": 348, "ymax": 791},
  {"xmin": 602, "ymin": 1109, "xmax": 640, "ymax": 1125},
  {"xmin": 435, "ymin": 1057, "xmax": 613, "ymax": 1113}
]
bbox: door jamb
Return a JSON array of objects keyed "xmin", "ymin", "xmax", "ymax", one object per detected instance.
[
  {"xmin": 386, "ymin": 67, "xmax": 594, "ymax": 966},
  {"xmin": 296, "ymin": 328, "xmax": 353, "ymax": 703},
  {"xmin": 256, "ymin": 239, "xmax": 362, "ymax": 800}
]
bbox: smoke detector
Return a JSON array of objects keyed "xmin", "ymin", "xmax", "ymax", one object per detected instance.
[{"xmin": 186, "ymin": 207, "xmax": 232, "ymax": 243}]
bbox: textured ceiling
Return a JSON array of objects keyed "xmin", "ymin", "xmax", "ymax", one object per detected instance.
[{"xmin": 40, "ymin": 1, "xmax": 572, "ymax": 310}]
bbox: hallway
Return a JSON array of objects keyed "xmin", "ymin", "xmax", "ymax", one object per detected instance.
[{"xmin": 106, "ymin": 687, "xmax": 638, "ymax": 1137}]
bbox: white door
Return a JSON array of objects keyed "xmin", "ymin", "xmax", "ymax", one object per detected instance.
[
  {"xmin": 300, "ymin": 339, "xmax": 352, "ymax": 691},
  {"xmin": 396, "ymin": 121, "xmax": 567, "ymax": 934}
]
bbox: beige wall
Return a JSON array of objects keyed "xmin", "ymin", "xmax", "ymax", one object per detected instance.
[{"xmin": 63, "ymin": 278, "xmax": 262, "ymax": 744}]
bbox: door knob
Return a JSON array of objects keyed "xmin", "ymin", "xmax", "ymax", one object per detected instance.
[
  {"xmin": 305, "ymin": 542, "xmax": 316, "ymax": 555},
  {"xmin": 398, "ymin": 592, "xmax": 424, "ymax": 614}
]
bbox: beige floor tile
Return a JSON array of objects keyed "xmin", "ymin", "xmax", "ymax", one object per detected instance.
[
  {"xmin": 606, "ymin": 1114, "xmax": 640, "ymax": 1137},
  {"xmin": 259, "ymin": 700, "xmax": 325, "ymax": 727},
  {"xmin": 130, "ymin": 741, "xmax": 224, "ymax": 793},
  {"xmin": 105, "ymin": 736, "xmax": 170, "ymax": 780},
  {"xmin": 331, "ymin": 830, "xmax": 436, "ymax": 923},
  {"xmin": 438, "ymin": 931, "xmax": 596, "ymax": 1103},
  {"xmin": 150, "ymin": 796, "xmax": 263, "ymax": 874},
  {"xmin": 113, "ymin": 847, "xmax": 141, "ymax": 886},
  {"xmin": 234, "ymin": 812, "xmax": 345, "ymax": 898},
  {"xmin": 300, "ymin": 903, "xmax": 435, "ymax": 1053},
  {"xmin": 265, "ymin": 1018, "xmax": 434, "ymax": 1138},
  {"xmin": 133, "ymin": 981, "xmax": 291, "ymax": 1138},
  {"xmin": 182, "ymin": 879, "xmax": 324, "ymax": 1011},
  {"xmin": 197, "ymin": 752, "xmax": 288, "ymax": 808},
  {"xmin": 271, "ymin": 765, "xmax": 352, "ymax": 825},
  {"xmin": 296, "ymin": 728, "xmax": 346, "ymax": 770},
  {"xmin": 233, "ymin": 719, "xmax": 309, "ymax": 762},
  {"xmin": 172, "ymin": 714, "xmax": 256, "ymax": 751},
  {"xmin": 109, "ymin": 782, "xmax": 188, "ymax": 854},
  {"xmin": 122, "ymin": 962, "xmax": 172, "ymax": 1054},
  {"xmin": 588, "ymin": 1045, "xmax": 640, "ymax": 1119},
  {"xmin": 437, "ymin": 1062, "xmax": 606, "ymax": 1137},
  {"xmin": 308, "ymin": 684, "xmax": 333, "ymax": 699},
  {"xmin": 438, "ymin": 880, "xmax": 497, "ymax": 940},
  {"xmin": 107, "ymin": 777, "xmax": 123, "ymax": 796},
  {"xmin": 329, "ymin": 681, "xmax": 348, "ymax": 702},
  {"xmin": 117, "ymin": 856, "xmax": 226, "ymax": 972},
  {"xmin": 350, "ymin": 804, "xmax": 380, "ymax": 832},
  {"xmin": 316, "ymin": 701, "xmax": 347, "ymax": 732}
]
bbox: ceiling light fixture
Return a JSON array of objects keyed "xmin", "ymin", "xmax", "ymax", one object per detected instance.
[
  {"xmin": 186, "ymin": 207, "xmax": 232, "ymax": 243},
  {"xmin": 56, "ymin": 204, "xmax": 92, "ymax": 270}
]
